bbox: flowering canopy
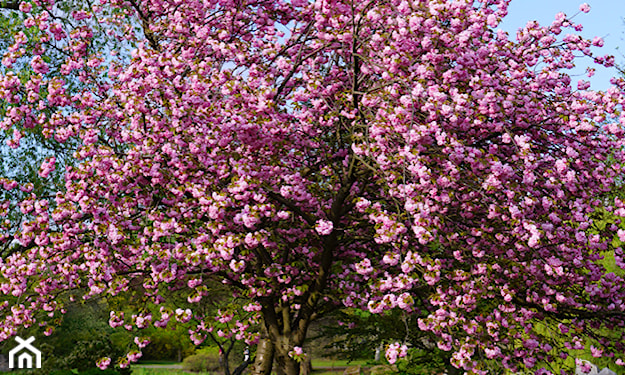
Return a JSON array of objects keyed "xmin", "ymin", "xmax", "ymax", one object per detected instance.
[{"xmin": 1, "ymin": 0, "xmax": 625, "ymax": 373}]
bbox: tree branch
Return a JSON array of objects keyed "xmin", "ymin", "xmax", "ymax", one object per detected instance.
[
  {"xmin": 265, "ymin": 190, "xmax": 316, "ymax": 226},
  {"xmin": 0, "ymin": 0, "xmax": 20, "ymax": 10}
]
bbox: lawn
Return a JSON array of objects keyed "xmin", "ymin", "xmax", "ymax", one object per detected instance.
[
  {"xmin": 136, "ymin": 360, "xmax": 181, "ymax": 365},
  {"xmin": 130, "ymin": 359, "xmax": 371, "ymax": 375},
  {"xmin": 131, "ymin": 367, "xmax": 352, "ymax": 375},
  {"xmin": 132, "ymin": 368, "xmax": 209, "ymax": 375},
  {"xmin": 311, "ymin": 359, "xmax": 369, "ymax": 368}
]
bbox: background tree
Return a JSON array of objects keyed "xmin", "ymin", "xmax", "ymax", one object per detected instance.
[
  {"xmin": 2, "ymin": 1, "xmax": 625, "ymax": 375},
  {"xmin": 320, "ymin": 308, "xmax": 450, "ymax": 372}
]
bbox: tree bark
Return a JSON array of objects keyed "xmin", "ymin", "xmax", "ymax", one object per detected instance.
[
  {"xmin": 274, "ymin": 351, "xmax": 299, "ymax": 375},
  {"xmin": 273, "ymin": 336, "xmax": 301, "ymax": 375},
  {"xmin": 249, "ymin": 338, "xmax": 274, "ymax": 375},
  {"xmin": 300, "ymin": 358, "xmax": 312, "ymax": 375},
  {"xmin": 256, "ymin": 178, "xmax": 352, "ymax": 375},
  {"xmin": 232, "ymin": 355, "xmax": 252, "ymax": 375},
  {"xmin": 221, "ymin": 347, "xmax": 231, "ymax": 375}
]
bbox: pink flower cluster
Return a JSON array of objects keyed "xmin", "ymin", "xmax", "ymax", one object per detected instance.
[
  {"xmin": 385, "ymin": 343, "xmax": 407, "ymax": 364},
  {"xmin": 315, "ymin": 219, "xmax": 333, "ymax": 235}
]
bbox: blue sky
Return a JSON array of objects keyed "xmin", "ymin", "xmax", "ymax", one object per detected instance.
[{"xmin": 498, "ymin": 0, "xmax": 625, "ymax": 91}]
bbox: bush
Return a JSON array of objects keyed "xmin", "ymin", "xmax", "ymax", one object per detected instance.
[
  {"xmin": 59, "ymin": 337, "xmax": 119, "ymax": 372},
  {"xmin": 182, "ymin": 349, "xmax": 221, "ymax": 373},
  {"xmin": 369, "ymin": 365, "xmax": 398, "ymax": 375},
  {"xmin": 141, "ymin": 326, "xmax": 195, "ymax": 361},
  {"xmin": 79, "ymin": 368, "xmax": 124, "ymax": 375},
  {"xmin": 50, "ymin": 370, "xmax": 76, "ymax": 375},
  {"xmin": 41, "ymin": 300, "xmax": 129, "ymax": 373},
  {"xmin": 80, "ymin": 369, "xmax": 120, "ymax": 375}
]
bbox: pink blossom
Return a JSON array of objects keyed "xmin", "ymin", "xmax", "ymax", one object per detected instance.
[
  {"xmin": 396, "ymin": 293, "xmax": 414, "ymax": 310},
  {"xmin": 18, "ymin": 2, "xmax": 32, "ymax": 12},
  {"xmin": 127, "ymin": 351, "xmax": 142, "ymax": 362},
  {"xmin": 484, "ymin": 347, "xmax": 500, "ymax": 359},
  {"xmin": 97, "ymin": 357, "xmax": 111, "ymax": 370},
  {"xmin": 354, "ymin": 258, "xmax": 373, "ymax": 275},
  {"xmin": 385, "ymin": 343, "xmax": 408, "ymax": 364},
  {"xmin": 577, "ymin": 80, "xmax": 591, "ymax": 90},
  {"xmin": 288, "ymin": 346, "xmax": 307, "ymax": 360},
  {"xmin": 30, "ymin": 56, "xmax": 49, "ymax": 74},
  {"xmin": 134, "ymin": 337, "xmax": 150, "ymax": 348},
  {"xmin": 592, "ymin": 36, "xmax": 604, "ymax": 47},
  {"xmin": 315, "ymin": 220, "xmax": 333, "ymax": 235}
]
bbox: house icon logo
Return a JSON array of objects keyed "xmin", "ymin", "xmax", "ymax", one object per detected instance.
[{"xmin": 8, "ymin": 336, "xmax": 41, "ymax": 369}]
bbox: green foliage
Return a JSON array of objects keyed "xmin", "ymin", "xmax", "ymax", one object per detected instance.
[
  {"xmin": 48, "ymin": 369, "xmax": 128, "ymax": 375},
  {"xmin": 80, "ymin": 368, "xmax": 126, "ymax": 375},
  {"xmin": 394, "ymin": 349, "xmax": 448, "ymax": 375},
  {"xmin": 321, "ymin": 309, "xmax": 389, "ymax": 360},
  {"xmin": 322, "ymin": 309, "xmax": 436, "ymax": 357},
  {"xmin": 132, "ymin": 368, "xmax": 211, "ymax": 375},
  {"xmin": 45, "ymin": 366, "xmax": 128, "ymax": 375},
  {"xmin": 49, "ymin": 370, "xmax": 76, "ymax": 375},
  {"xmin": 368, "ymin": 365, "xmax": 398, "ymax": 375},
  {"xmin": 320, "ymin": 308, "xmax": 456, "ymax": 374},
  {"xmin": 58, "ymin": 337, "xmax": 119, "ymax": 372},
  {"xmin": 309, "ymin": 359, "xmax": 368, "ymax": 367},
  {"xmin": 141, "ymin": 326, "xmax": 195, "ymax": 361},
  {"xmin": 182, "ymin": 348, "xmax": 221, "ymax": 373},
  {"xmin": 32, "ymin": 299, "xmax": 132, "ymax": 374}
]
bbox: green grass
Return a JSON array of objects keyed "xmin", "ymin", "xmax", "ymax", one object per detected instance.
[
  {"xmin": 131, "ymin": 368, "xmax": 346, "ymax": 375},
  {"xmin": 311, "ymin": 371, "xmax": 348, "ymax": 375},
  {"xmin": 131, "ymin": 368, "xmax": 209, "ymax": 375},
  {"xmin": 311, "ymin": 359, "xmax": 369, "ymax": 368},
  {"xmin": 129, "ymin": 359, "xmax": 366, "ymax": 375},
  {"xmin": 135, "ymin": 360, "xmax": 181, "ymax": 365}
]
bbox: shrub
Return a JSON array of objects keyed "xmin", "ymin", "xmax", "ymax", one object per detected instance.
[
  {"xmin": 59, "ymin": 337, "xmax": 118, "ymax": 372},
  {"xmin": 79, "ymin": 368, "xmax": 125, "ymax": 375},
  {"xmin": 141, "ymin": 326, "xmax": 195, "ymax": 361},
  {"xmin": 50, "ymin": 370, "xmax": 76, "ymax": 375},
  {"xmin": 182, "ymin": 349, "xmax": 221, "ymax": 373},
  {"xmin": 369, "ymin": 365, "xmax": 398, "ymax": 375}
]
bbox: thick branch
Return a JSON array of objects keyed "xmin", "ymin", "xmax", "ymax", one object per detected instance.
[
  {"xmin": 259, "ymin": 296, "xmax": 282, "ymax": 340},
  {"xmin": 292, "ymin": 174, "xmax": 357, "ymax": 343},
  {"xmin": 265, "ymin": 190, "xmax": 316, "ymax": 226},
  {"xmin": 0, "ymin": 0, "xmax": 20, "ymax": 10},
  {"xmin": 127, "ymin": 0, "xmax": 160, "ymax": 50}
]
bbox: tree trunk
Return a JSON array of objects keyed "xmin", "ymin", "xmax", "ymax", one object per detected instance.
[
  {"xmin": 249, "ymin": 338, "xmax": 274, "ymax": 375},
  {"xmin": 274, "ymin": 351, "xmax": 300, "ymax": 375},
  {"xmin": 300, "ymin": 358, "xmax": 312, "ymax": 375},
  {"xmin": 274, "ymin": 336, "xmax": 301, "ymax": 375},
  {"xmin": 221, "ymin": 348, "xmax": 231, "ymax": 375}
]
